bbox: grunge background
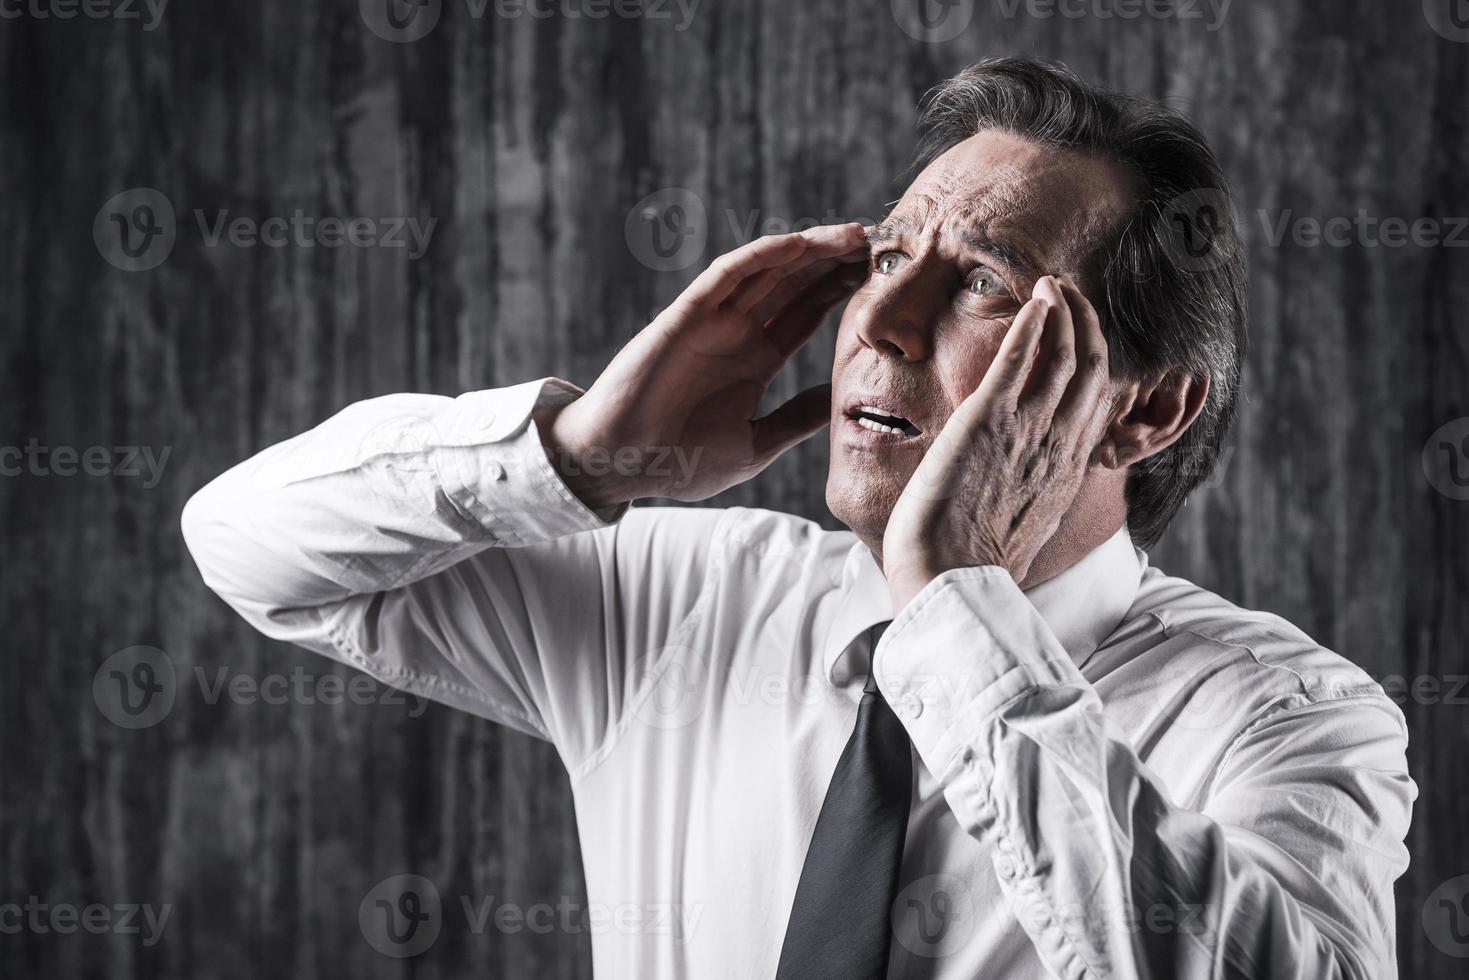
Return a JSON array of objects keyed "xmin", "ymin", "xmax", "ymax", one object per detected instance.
[{"xmin": 3, "ymin": 0, "xmax": 1468, "ymax": 976}]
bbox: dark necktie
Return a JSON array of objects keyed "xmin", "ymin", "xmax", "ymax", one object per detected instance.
[{"xmin": 776, "ymin": 622, "xmax": 913, "ymax": 980}]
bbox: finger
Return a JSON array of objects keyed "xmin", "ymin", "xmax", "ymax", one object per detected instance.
[
  {"xmin": 958, "ymin": 292, "xmax": 1050, "ymax": 425},
  {"xmin": 746, "ymin": 244, "xmax": 869, "ymax": 324},
  {"xmin": 751, "ymin": 383, "xmax": 832, "ymax": 463},
  {"xmin": 727, "ymin": 266, "xmax": 787, "ymax": 315},
  {"xmin": 726, "ymin": 228, "xmax": 867, "ymax": 315},
  {"xmin": 1017, "ymin": 276, "xmax": 1077, "ymax": 426},
  {"xmin": 763, "ymin": 261, "xmax": 869, "ymax": 359},
  {"xmin": 731, "ymin": 253, "xmax": 839, "ymax": 318},
  {"xmin": 682, "ymin": 224, "xmax": 865, "ymax": 309},
  {"xmin": 1051, "ymin": 277, "xmax": 1111, "ymax": 440}
]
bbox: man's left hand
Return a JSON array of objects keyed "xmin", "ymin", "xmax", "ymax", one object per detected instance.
[{"xmin": 882, "ymin": 275, "xmax": 1116, "ymax": 611}]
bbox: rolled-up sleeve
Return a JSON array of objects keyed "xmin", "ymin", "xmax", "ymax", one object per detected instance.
[{"xmin": 875, "ymin": 566, "xmax": 1415, "ymax": 979}]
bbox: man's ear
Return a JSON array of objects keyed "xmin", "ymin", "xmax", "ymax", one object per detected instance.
[{"xmin": 1096, "ymin": 368, "xmax": 1210, "ymax": 470}]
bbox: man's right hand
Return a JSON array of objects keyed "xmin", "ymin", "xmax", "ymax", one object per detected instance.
[{"xmin": 540, "ymin": 223, "xmax": 869, "ymax": 510}]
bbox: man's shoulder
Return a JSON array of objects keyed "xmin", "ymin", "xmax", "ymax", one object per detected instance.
[{"xmin": 1116, "ymin": 562, "xmax": 1392, "ymax": 717}]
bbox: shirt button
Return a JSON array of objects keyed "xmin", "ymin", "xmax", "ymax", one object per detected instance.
[
  {"xmin": 898, "ymin": 693, "xmax": 923, "ymax": 719},
  {"xmin": 484, "ymin": 462, "xmax": 505, "ymax": 481},
  {"xmin": 995, "ymin": 855, "xmax": 1017, "ymax": 879}
]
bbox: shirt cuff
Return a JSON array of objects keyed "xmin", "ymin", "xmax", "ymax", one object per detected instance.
[
  {"xmin": 430, "ymin": 377, "xmax": 622, "ymax": 546},
  {"xmin": 873, "ymin": 565, "xmax": 1096, "ymax": 784}
]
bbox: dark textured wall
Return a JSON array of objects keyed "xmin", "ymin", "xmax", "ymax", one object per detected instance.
[{"xmin": 3, "ymin": 0, "xmax": 1468, "ymax": 976}]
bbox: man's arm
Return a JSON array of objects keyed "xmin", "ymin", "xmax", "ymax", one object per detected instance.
[
  {"xmin": 876, "ymin": 569, "xmax": 1412, "ymax": 978},
  {"xmin": 878, "ymin": 276, "xmax": 1412, "ymax": 975},
  {"xmin": 182, "ymin": 225, "xmax": 869, "ymax": 766},
  {"xmin": 179, "ymin": 378, "xmax": 728, "ymax": 765}
]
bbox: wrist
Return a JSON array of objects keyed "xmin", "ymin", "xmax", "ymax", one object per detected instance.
[
  {"xmin": 884, "ymin": 557, "xmax": 946, "ymax": 613},
  {"xmin": 535, "ymin": 404, "xmax": 653, "ymax": 511}
]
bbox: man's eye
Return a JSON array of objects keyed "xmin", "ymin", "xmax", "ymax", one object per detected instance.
[
  {"xmin": 873, "ymin": 251, "xmax": 908, "ymax": 275},
  {"xmin": 967, "ymin": 267, "xmax": 1005, "ymax": 296}
]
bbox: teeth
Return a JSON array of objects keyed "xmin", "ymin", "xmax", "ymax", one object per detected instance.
[
  {"xmin": 853, "ymin": 404, "xmax": 917, "ymax": 435},
  {"xmin": 857, "ymin": 416, "xmax": 904, "ymax": 435},
  {"xmin": 858, "ymin": 405, "xmax": 900, "ymax": 420}
]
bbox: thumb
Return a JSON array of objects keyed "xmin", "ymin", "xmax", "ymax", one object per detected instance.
[{"xmin": 751, "ymin": 384, "xmax": 832, "ymax": 464}]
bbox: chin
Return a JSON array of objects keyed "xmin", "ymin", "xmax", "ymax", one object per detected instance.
[{"xmin": 824, "ymin": 465, "xmax": 901, "ymax": 542}]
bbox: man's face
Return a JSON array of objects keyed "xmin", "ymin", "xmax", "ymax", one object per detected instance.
[{"xmin": 826, "ymin": 129, "xmax": 1138, "ymax": 539}]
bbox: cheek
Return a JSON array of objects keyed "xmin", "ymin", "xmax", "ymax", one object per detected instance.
[
  {"xmin": 937, "ymin": 319, "xmax": 1010, "ymax": 406},
  {"xmin": 829, "ymin": 301, "xmax": 870, "ymax": 371}
]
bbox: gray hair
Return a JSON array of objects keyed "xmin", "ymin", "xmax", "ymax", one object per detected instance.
[{"xmin": 914, "ymin": 58, "xmax": 1248, "ymax": 547}]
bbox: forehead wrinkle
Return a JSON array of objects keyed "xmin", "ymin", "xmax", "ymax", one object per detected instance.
[
  {"xmin": 945, "ymin": 208, "xmax": 1048, "ymax": 278},
  {"xmin": 954, "ymin": 186, "xmax": 1125, "ymax": 282},
  {"xmin": 876, "ymin": 168, "xmax": 1123, "ymax": 283}
]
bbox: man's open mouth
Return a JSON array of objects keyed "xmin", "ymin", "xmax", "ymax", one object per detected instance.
[{"xmin": 847, "ymin": 405, "xmax": 921, "ymax": 437}]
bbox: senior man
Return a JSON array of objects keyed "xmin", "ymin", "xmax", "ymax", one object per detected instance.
[{"xmin": 182, "ymin": 59, "xmax": 1413, "ymax": 978}]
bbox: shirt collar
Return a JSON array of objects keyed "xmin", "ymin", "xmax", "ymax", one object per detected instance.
[{"xmin": 822, "ymin": 526, "xmax": 1144, "ymax": 688}]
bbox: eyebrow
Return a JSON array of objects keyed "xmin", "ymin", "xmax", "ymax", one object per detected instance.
[
  {"xmin": 961, "ymin": 227, "xmax": 1039, "ymax": 281},
  {"xmin": 866, "ymin": 212, "xmax": 1043, "ymax": 283},
  {"xmin": 864, "ymin": 214, "xmax": 919, "ymax": 251}
]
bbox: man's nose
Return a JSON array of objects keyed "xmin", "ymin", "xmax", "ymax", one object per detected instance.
[{"xmin": 851, "ymin": 264, "xmax": 944, "ymax": 362}]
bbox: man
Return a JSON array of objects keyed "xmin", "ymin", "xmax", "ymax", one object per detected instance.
[{"xmin": 182, "ymin": 59, "xmax": 1413, "ymax": 978}]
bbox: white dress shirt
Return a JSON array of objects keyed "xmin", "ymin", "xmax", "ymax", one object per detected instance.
[{"xmin": 181, "ymin": 377, "xmax": 1415, "ymax": 979}]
